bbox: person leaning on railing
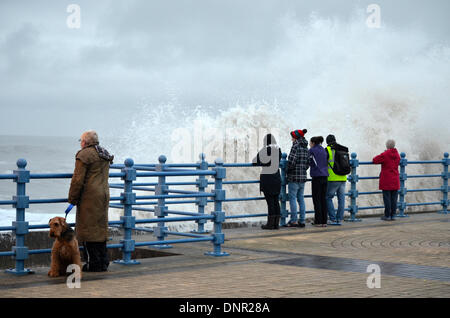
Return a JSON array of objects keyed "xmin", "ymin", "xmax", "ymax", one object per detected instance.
[
  {"xmin": 372, "ymin": 139, "xmax": 401, "ymax": 221},
  {"xmin": 284, "ymin": 129, "xmax": 309, "ymax": 228},
  {"xmin": 325, "ymin": 134, "xmax": 350, "ymax": 225},
  {"xmin": 309, "ymin": 136, "xmax": 329, "ymax": 227},
  {"xmin": 68, "ymin": 130, "xmax": 114, "ymax": 272},
  {"xmin": 252, "ymin": 133, "xmax": 282, "ymax": 230}
]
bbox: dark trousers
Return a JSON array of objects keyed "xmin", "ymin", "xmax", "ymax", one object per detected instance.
[
  {"xmin": 382, "ymin": 190, "xmax": 398, "ymax": 218},
  {"xmin": 264, "ymin": 192, "xmax": 281, "ymax": 217},
  {"xmin": 312, "ymin": 176, "xmax": 328, "ymax": 224},
  {"xmin": 82, "ymin": 241, "xmax": 109, "ymax": 271}
]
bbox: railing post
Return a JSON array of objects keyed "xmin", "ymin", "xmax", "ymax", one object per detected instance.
[
  {"xmin": 154, "ymin": 155, "xmax": 171, "ymax": 248},
  {"xmin": 192, "ymin": 153, "xmax": 209, "ymax": 234},
  {"xmin": 279, "ymin": 152, "xmax": 288, "ymax": 227},
  {"xmin": 5, "ymin": 159, "xmax": 33, "ymax": 275},
  {"xmin": 205, "ymin": 158, "xmax": 229, "ymax": 256},
  {"xmin": 114, "ymin": 158, "xmax": 139, "ymax": 265},
  {"xmin": 397, "ymin": 152, "xmax": 409, "ymax": 217},
  {"xmin": 439, "ymin": 152, "xmax": 449, "ymax": 214},
  {"xmin": 346, "ymin": 152, "xmax": 361, "ymax": 222}
]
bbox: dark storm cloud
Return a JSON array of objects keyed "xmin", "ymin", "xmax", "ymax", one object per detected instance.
[{"xmin": 0, "ymin": 0, "xmax": 448, "ymax": 136}]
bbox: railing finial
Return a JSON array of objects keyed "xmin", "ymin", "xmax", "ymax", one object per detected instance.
[
  {"xmin": 16, "ymin": 158, "xmax": 27, "ymax": 169},
  {"xmin": 158, "ymin": 155, "xmax": 167, "ymax": 164},
  {"xmin": 124, "ymin": 158, "xmax": 134, "ymax": 168}
]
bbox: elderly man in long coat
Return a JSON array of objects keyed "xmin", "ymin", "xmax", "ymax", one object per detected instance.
[{"xmin": 68, "ymin": 130, "xmax": 114, "ymax": 272}]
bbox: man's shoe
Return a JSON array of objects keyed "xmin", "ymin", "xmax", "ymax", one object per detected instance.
[
  {"xmin": 298, "ymin": 223, "xmax": 306, "ymax": 228},
  {"xmin": 380, "ymin": 216, "xmax": 390, "ymax": 221}
]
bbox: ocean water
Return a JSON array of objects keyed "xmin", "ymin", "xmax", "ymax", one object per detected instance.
[{"xmin": 0, "ymin": 135, "xmax": 82, "ymax": 226}]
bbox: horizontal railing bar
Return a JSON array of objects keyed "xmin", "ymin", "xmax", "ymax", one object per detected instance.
[
  {"xmin": 208, "ymin": 163, "xmax": 254, "ymax": 168},
  {"xmin": 29, "ymin": 198, "xmax": 68, "ymax": 204},
  {"xmin": 165, "ymin": 211, "xmax": 205, "ymax": 216},
  {"xmin": 406, "ymin": 202, "xmax": 442, "ymax": 206},
  {"xmin": 136, "ymin": 193, "xmax": 214, "ymax": 200},
  {"xmin": 133, "ymin": 227, "xmax": 154, "ymax": 233},
  {"xmin": 135, "ymin": 237, "xmax": 213, "ymax": 247},
  {"xmin": 0, "ymin": 200, "xmax": 15, "ymax": 205},
  {"xmin": 225, "ymin": 213, "xmax": 266, "ymax": 219},
  {"xmin": 358, "ymin": 191, "xmax": 383, "ymax": 195},
  {"xmin": 407, "ymin": 161, "xmax": 443, "ymax": 164},
  {"xmin": 134, "ymin": 215, "xmax": 214, "ymax": 224},
  {"xmin": 131, "ymin": 186, "xmax": 157, "ymax": 192},
  {"xmin": 165, "ymin": 231, "xmax": 208, "ymax": 238},
  {"xmin": 136, "ymin": 171, "xmax": 216, "ymax": 177},
  {"xmin": 29, "ymin": 173, "xmax": 73, "ymax": 179},
  {"xmin": 0, "ymin": 251, "xmax": 15, "ymax": 256},
  {"xmin": 165, "ymin": 189, "xmax": 199, "ymax": 195},
  {"xmin": 0, "ymin": 174, "xmax": 15, "ymax": 179},
  {"xmin": 0, "ymin": 226, "xmax": 15, "ymax": 231},
  {"xmin": 407, "ymin": 188, "xmax": 442, "ymax": 192},
  {"xmin": 0, "ymin": 219, "xmax": 125, "ymax": 232},
  {"xmin": 134, "ymin": 200, "xmax": 200, "ymax": 205},
  {"xmin": 406, "ymin": 174, "xmax": 442, "ymax": 178},
  {"xmin": 222, "ymin": 180, "xmax": 260, "ymax": 185},
  {"xmin": 358, "ymin": 161, "xmax": 374, "ymax": 165},
  {"xmin": 223, "ymin": 197, "xmax": 265, "ymax": 202},
  {"xmin": 133, "ymin": 166, "xmax": 156, "ymax": 171},
  {"xmin": 26, "ymin": 220, "xmax": 123, "ymax": 230},
  {"xmin": 28, "ymin": 248, "xmax": 52, "ymax": 255},
  {"xmin": 28, "ymin": 223, "xmax": 72, "ymax": 229},
  {"xmin": 358, "ymin": 205, "xmax": 385, "ymax": 210},
  {"xmin": 224, "ymin": 210, "xmax": 316, "ymax": 220},
  {"xmin": 28, "ymin": 173, "xmax": 125, "ymax": 179}
]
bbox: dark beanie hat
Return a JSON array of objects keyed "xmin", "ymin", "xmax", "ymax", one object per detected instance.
[
  {"xmin": 326, "ymin": 134, "xmax": 336, "ymax": 144},
  {"xmin": 290, "ymin": 129, "xmax": 307, "ymax": 139}
]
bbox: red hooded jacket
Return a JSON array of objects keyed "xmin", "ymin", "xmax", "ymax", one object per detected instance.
[{"xmin": 372, "ymin": 148, "xmax": 401, "ymax": 191}]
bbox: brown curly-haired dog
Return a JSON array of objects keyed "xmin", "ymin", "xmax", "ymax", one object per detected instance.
[{"xmin": 48, "ymin": 217, "xmax": 82, "ymax": 278}]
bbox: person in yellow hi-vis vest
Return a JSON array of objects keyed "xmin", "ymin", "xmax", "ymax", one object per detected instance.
[{"xmin": 325, "ymin": 135, "xmax": 349, "ymax": 225}]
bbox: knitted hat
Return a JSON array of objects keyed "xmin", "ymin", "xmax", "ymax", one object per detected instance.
[
  {"xmin": 290, "ymin": 129, "xmax": 307, "ymax": 139},
  {"xmin": 326, "ymin": 134, "xmax": 336, "ymax": 144}
]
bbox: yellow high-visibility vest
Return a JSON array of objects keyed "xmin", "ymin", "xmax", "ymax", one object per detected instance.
[{"xmin": 327, "ymin": 146, "xmax": 347, "ymax": 182}]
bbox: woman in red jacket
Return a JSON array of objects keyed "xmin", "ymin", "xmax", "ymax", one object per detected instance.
[{"xmin": 372, "ymin": 139, "xmax": 401, "ymax": 221}]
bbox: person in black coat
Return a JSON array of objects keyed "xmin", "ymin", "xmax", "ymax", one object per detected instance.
[{"xmin": 252, "ymin": 133, "xmax": 282, "ymax": 230}]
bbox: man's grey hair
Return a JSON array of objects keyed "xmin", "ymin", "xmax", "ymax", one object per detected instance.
[
  {"xmin": 386, "ymin": 139, "xmax": 396, "ymax": 149},
  {"xmin": 81, "ymin": 130, "xmax": 99, "ymax": 146}
]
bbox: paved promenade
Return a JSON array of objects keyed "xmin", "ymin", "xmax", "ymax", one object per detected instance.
[{"xmin": 0, "ymin": 212, "xmax": 449, "ymax": 298}]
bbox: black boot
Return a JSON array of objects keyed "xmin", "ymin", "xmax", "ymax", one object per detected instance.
[
  {"xmin": 273, "ymin": 215, "xmax": 280, "ymax": 230},
  {"xmin": 261, "ymin": 216, "xmax": 275, "ymax": 230}
]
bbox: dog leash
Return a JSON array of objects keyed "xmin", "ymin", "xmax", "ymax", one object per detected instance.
[{"xmin": 65, "ymin": 204, "xmax": 74, "ymax": 219}]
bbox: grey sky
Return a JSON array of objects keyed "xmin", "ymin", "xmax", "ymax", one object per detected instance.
[{"xmin": 0, "ymin": 0, "xmax": 449, "ymax": 137}]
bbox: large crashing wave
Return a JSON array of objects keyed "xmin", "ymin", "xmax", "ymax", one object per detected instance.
[{"xmin": 108, "ymin": 11, "xmax": 450, "ymax": 229}]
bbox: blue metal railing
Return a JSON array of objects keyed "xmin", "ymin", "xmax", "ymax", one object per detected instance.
[{"xmin": 0, "ymin": 151, "xmax": 448, "ymax": 275}]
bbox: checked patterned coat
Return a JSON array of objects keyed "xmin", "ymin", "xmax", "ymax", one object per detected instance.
[{"xmin": 287, "ymin": 137, "xmax": 310, "ymax": 183}]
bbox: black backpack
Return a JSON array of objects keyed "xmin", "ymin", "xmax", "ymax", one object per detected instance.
[{"xmin": 328, "ymin": 143, "xmax": 351, "ymax": 175}]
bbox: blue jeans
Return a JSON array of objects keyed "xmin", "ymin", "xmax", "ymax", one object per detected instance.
[
  {"xmin": 326, "ymin": 181, "xmax": 346, "ymax": 222},
  {"xmin": 288, "ymin": 182, "xmax": 306, "ymax": 224}
]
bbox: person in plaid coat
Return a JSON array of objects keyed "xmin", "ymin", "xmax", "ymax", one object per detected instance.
[{"xmin": 285, "ymin": 129, "xmax": 309, "ymax": 227}]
